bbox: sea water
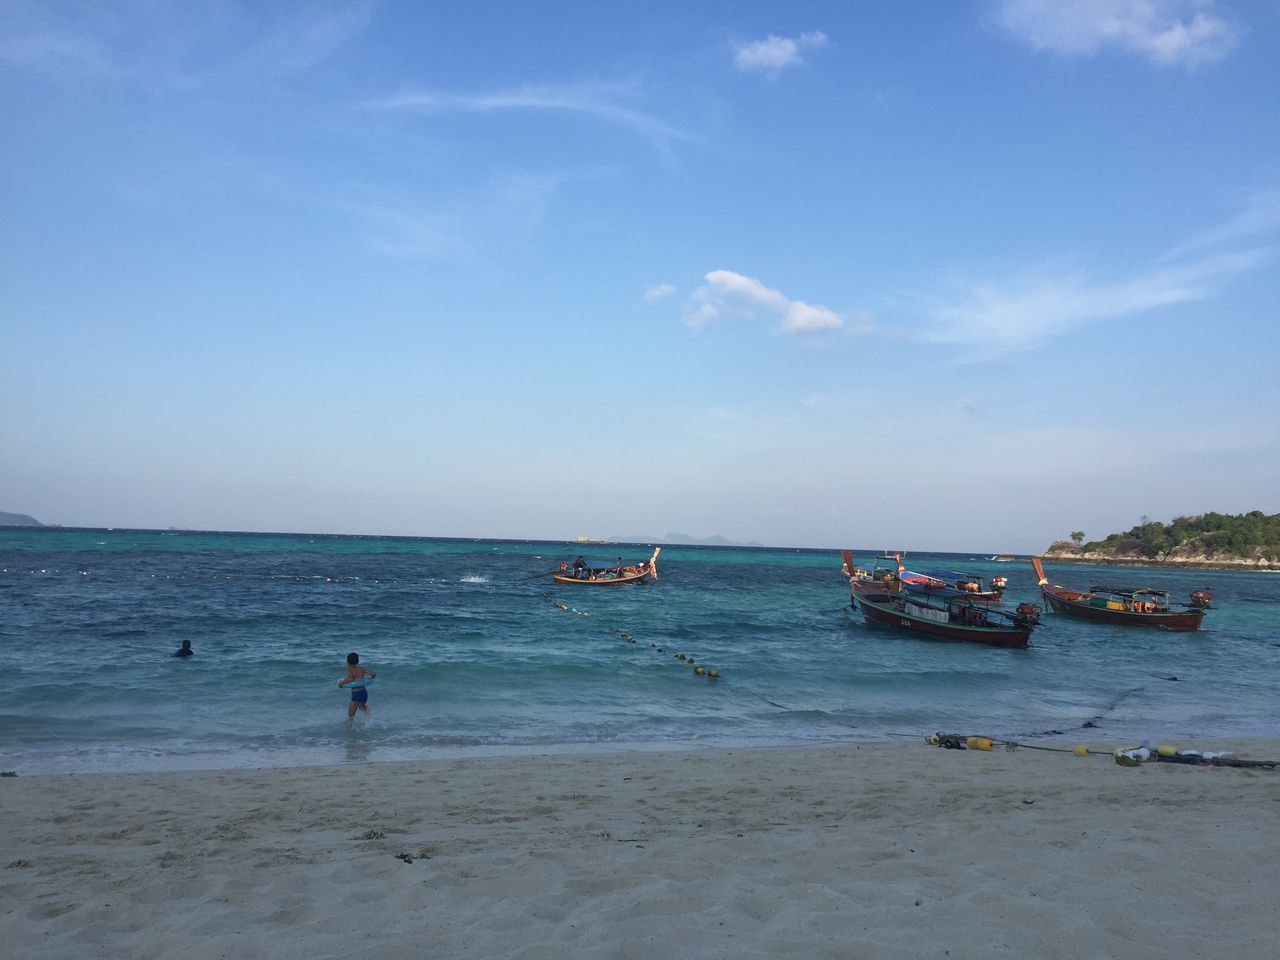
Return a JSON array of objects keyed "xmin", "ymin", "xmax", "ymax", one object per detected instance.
[{"xmin": 2, "ymin": 527, "xmax": 1278, "ymax": 774}]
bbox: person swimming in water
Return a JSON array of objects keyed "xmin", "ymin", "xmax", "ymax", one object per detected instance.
[
  {"xmin": 338, "ymin": 651, "xmax": 376, "ymax": 722},
  {"xmin": 174, "ymin": 640, "xmax": 193, "ymax": 657}
]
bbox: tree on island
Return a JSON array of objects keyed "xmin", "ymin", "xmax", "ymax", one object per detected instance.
[{"xmin": 1070, "ymin": 531, "xmax": 1085, "ymax": 544}]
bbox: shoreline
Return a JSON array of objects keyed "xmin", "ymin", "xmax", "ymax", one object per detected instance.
[
  {"xmin": 14, "ymin": 719, "xmax": 1280, "ymax": 777},
  {"xmin": 1040, "ymin": 554, "xmax": 1280, "ymax": 571},
  {"xmin": 4, "ymin": 740, "xmax": 1279, "ymax": 958}
]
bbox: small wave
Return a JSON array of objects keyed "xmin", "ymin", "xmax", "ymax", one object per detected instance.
[{"xmin": 460, "ymin": 575, "xmax": 490, "ymax": 584}]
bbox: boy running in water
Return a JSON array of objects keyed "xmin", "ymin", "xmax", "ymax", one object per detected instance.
[{"xmin": 339, "ymin": 652, "xmax": 376, "ymax": 721}]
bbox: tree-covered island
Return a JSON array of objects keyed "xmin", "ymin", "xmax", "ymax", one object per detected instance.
[{"xmin": 1044, "ymin": 511, "xmax": 1280, "ymax": 569}]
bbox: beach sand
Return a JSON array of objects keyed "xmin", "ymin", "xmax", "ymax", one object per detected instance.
[{"xmin": 3, "ymin": 741, "xmax": 1278, "ymax": 959}]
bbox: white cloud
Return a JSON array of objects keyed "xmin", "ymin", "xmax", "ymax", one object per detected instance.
[
  {"xmin": 371, "ymin": 82, "xmax": 695, "ymax": 160},
  {"xmin": 644, "ymin": 283, "xmax": 675, "ymax": 300},
  {"xmin": 734, "ymin": 31, "xmax": 829, "ymax": 74},
  {"xmin": 783, "ymin": 300, "xmax": 843, "ymax": 333},
  {"xmin": 688, "ymin": 269, "xmax": 843, "ymax": 334},
  {"xmin": 994, "ymin": 0, "xmax": 1240, "ymax": 67}
]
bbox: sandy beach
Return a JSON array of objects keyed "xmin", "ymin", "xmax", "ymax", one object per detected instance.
[{"xmin": 3, "ymin": 740, "xmax": 1278, "ymax": 960}]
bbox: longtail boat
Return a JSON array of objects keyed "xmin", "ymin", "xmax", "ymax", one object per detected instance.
[
  {"xmin": 841, "ymin": 550, "xmax": 904, "ymax": 595},
  {"xmin": 1031, "ymin": 557, "xmax": 1205, "ymax": 631},
  {"xmin": 899, "ymin": 564, "xmax": 1004, "ymax": 602},
  {"xmin": 552, "ymin": 547, "xmax": 660, "ymax": 586},
  {"xmin": 853, "ymin": 590, "xmax": 1038, "ymax": 649}
]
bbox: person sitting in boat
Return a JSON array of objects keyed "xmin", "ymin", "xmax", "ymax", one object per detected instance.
[{"xmin": 572, "ymin": 556, "xmax": 588, "ymax": 579}]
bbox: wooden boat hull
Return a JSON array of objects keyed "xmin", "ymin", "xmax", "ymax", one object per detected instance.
[
  {"xmin": 1031, "ymin": 557, "xmax": 1205, "ymax": 631},
  {"xmin": 1039, "ymin": 589, "xmax": 1205, "ymax": 631},
  {"xmin": 854, "ymin": 592, "xmax": 1030, "ymax": 648},
  {"xmin": 850, "ymin": 577, "xmax": 901, "ymax": 597},
  {"xmin": 553, "ymin": 547, "xmax": 660, "ymax": 587},
  {"xmin": 843, "ymin": 550, "xmax": 903, "ymax": 596},
  {"xmin": 552, "ymin": 570, "xmax": 650, "ymax": 586}
]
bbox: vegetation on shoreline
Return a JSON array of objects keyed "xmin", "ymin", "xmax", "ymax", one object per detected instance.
[{"xmin": 1053, "ymin": 511, "xmax": 1280, "ymax": 563}]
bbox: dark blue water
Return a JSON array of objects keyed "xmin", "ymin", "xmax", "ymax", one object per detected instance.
[{"xmin": 2, "ymin": 528, "xmax": 1278, "ymax": 773}]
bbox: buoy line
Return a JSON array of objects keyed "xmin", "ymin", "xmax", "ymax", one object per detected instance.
[{"xmin": 546, "ymin": 599, "xmax": 721, "ymax": 680}]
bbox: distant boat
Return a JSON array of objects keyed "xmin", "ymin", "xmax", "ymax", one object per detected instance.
[
  {"xmin": 1031, "ymin": 557, "xmax": 1206, "ymax": 631},
  {"xmin": 553, "ymin": 548, "xmax": 660, "ymax": 586},
  {"xmin": 990, "ymin": 554, "xmax": 1015, "ymax": 562},
  {"xmin": 853, "ymin": 590, "xmax": 1039, "ymax": 649}
]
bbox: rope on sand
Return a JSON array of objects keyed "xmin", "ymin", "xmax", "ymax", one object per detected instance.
[{"xmin": 894, "ymin": 731, "xmax": 1279, "ymax": 768}]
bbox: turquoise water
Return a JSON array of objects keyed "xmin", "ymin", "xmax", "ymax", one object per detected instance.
[{"xmin": 2, "ymin": 528, "xmax": 1279, "ymax": 773}]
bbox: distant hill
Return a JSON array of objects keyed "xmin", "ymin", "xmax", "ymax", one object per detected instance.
[
  {"xmin": 1044, "ymin": 511, "xmax": 1280, "ymax": 569},
  {"xmin": 610, "ymin": 533, "xmax": 765, "ymax": 548},
  {"xmin": 0, "ymin": 510, "xmax": 42, "ymax": 527}
]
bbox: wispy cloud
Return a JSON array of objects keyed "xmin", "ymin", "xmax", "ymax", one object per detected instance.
[
  {"xmin": 994, "ymin": 0, "xmax": 1240, "ymax": 67},
  {"xmin": 687, "ymin": 270, "xmax": 844, "ymax": 334},
  {"xmin": 733, "ymin": 31, "xmax": 829, "ymax": 75},
  {"xmin": 918, "ymin": 194, "xmax": 1280, "ymax": 349},
  {"xmin": 343, "ymin": 202, "xmax": 471, "ymax": 262},
  {"xmin": 339, "ymin": 162, "xmax": 617, "ymax": 264},
  {"xmin": 922, "ymin": 250, "xmax": 1270, "ymax": 348},
  {"xmin": 233, "ymin": 1, "xmax": 377, "ymax": 76},
  {"xmin": 644, "ymin": 283, "xmax": 676, "ymax": 300},
  {"xmin": 0, "ymin": 1, "xmax": 124, "ymax": 77},
  {"xmin": 1159, "ymin": 189, "xmax": 1280, "ymax": 262},
  {"xmin": 0, "ymin": 0, "xmax": 375, "ymax": 84},
  {"xmin": 370, "ymin": 82, "xmax": 695, "ymax": 160}
]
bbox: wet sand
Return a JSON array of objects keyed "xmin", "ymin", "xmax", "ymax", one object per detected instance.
[{"xmin": 3, "ymin": 740, "xmax": 1278, "ymax": 959}]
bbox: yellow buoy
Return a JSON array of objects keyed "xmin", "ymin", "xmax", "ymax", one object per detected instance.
[
  {"xmin": 694, "ymin": 666, "xmax": 704, "ymax": 675},
  {"xmin": 966, "ymin": 737, "xmax": 993, "ymax": 751},
  {"xmin": 677, "ymin": 652, "xmax": 686, "ymax": 660},
  {"xmin": 927, "ymin": 734, "xmax": 940, "ymax": 745},
  {"xmin": 1156, "ymin": 744, "xmax": 1178, "ymax": 757},
  {"xmin": 1073, "ymin": 745, "xmax": 1090, "ymax": 757},
  {"xmin": 708, "ymin": 670, "xmax": 719, "ymax": 679}
]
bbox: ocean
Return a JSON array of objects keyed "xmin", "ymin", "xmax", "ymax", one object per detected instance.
[{"xmin": 2, "ymin": 527, "xmax": 1278, "ymax": 774}]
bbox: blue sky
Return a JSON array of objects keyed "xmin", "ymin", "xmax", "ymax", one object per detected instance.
[{"xmin": 2, "ymin": 0, "xmax": 1278, "ymax": 552}]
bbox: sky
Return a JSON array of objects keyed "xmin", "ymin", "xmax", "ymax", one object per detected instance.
[{"xmin": 2, "ymin": 0, "xmax": 1278, "ymax": 553}]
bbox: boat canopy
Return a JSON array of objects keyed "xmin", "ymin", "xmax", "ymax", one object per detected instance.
[
  {"xmin": 925, "ymin": 570, "xmax": 984, "ymax": 582},
  {"xmin": 1088, "ymin": 586, "xmax": 1169, "ymax": 598}
]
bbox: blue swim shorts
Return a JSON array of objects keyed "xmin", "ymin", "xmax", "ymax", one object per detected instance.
[{"xmin": 351, "ymin": 688, "xmax": 368, "ymax": 704}]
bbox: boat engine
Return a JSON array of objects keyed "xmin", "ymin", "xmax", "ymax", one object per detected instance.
[
  {"xmin": 1189, "ymin": 589, "xmax": 1214, "ymax": 609},
  {"xmin": 1014, "ymin": 602, "xmax": 1042, "ymax": 626}
]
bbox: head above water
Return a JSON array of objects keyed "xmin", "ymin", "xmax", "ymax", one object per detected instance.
[
  {"xmin": 180, "ymin": 640, "xmax": 191, "ymax": 650},
  {"xmin": 347, "ymin": 652, "xmax": 359, "ymax": 665}
]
